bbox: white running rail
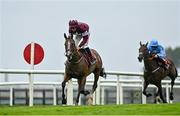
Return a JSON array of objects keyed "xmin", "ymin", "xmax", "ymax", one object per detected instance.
[{"xmin": 0, "ymin": 69, "xmax": 180, "ymax": 106}]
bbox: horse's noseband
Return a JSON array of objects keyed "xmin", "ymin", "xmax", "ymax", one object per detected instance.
[
  {"xmin": 138, "ymin": 52, "xmax": 143, "ymax": 62},
  {"xmin": 65, "ymin": 49, "xmax": 73, "ymax": 61}
]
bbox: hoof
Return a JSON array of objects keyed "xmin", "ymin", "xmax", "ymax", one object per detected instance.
[
  {"xmin": 170, "ymin": 93, "xmax": 174, "ymax": 100},
  {"xmin": 84, "ymin": 91, "xmax": 90, "ymax": 96},
  {"xmin": 163, "ymin": 101, "xmax": 167, "ymax": 103},
  {"xmin": 75, "ymin": 99, "xmax": 80, "ymax": 105},
  {"xmin": 75, "ymin": 102, "xmax": 79, "ymax": 106},
  {"xmin": 62, "ymin": 99, "xmax": 67, "ymax": 104},
  {"xmin": 155, "ymin": 96, "xmax": 161, "ymax": 103},
  {"xmin": 170, "ymin": 95, "xmax": 174, "ymax": 100},
  {"xmin": 87, "ymin": 94, "xmax": 93, "ymax": 105},
  {"xmin": 146, "ymin": 93, "xmax": 152, "ymax": 97}
]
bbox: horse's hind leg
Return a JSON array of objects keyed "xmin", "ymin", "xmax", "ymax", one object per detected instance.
[
  {"xmin": 169, "ymin": 78, "xmax": 175, "ymax": 100},
  {"xmin": 92, "ymin": 72, "xmax": 100, "ymax": 93},
  {"xmin": 169, "ymin": 64, "xmax": 177, "ymax": 101},
  {"xmin": 86, "ymin": 71, "xmax": 100, "ymax": 105}
]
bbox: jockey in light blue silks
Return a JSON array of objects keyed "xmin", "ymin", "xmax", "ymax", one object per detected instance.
[{"xmin": 147, "ymin": 39, "xmax": 169, "ymax": 69}]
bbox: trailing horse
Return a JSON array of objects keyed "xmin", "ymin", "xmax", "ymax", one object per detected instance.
[
  {"xmin": 62, "ymin": 33, "xmax": 106, "ymax": 105},
  {"xmin": 138, "ymin": 42, "xmax": 178, "ymax": 103}
]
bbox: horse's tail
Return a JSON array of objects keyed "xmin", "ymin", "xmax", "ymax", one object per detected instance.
[
  {"xmin": 175, "ymin": 67, "xmax": 178, "ymax": 78},
  {"xmin": 172, "ymin": 61, "xmax": 178, "ymax": 78},
  {"xmin": 100, "ymin": 67, "xmax": 106, "ymax": 79}
]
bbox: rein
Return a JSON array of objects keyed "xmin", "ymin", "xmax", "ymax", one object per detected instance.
[
  {"xmin": 152, "ymin": 67, "xmax": 160, "ymax": 73},
  {"xmin": 66, "ymin": 50, "xmax": 83, "ymax": 64},
  {"xmin": 67, "ymin": 55, "xmax": 83, "ymax": 64},
  {"xmin": 143, "ymin": 52, "xmax": 160, "ymax": 73}
]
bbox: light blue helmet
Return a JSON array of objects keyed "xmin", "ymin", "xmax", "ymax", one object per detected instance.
[{"xmin": 150, "ymin": 39, "xmax": 158, "ymax": 47}]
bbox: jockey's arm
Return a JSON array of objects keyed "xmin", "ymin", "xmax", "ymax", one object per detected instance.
[
  {"xmin": 78, "ymin": 30, "xmax": 89, "ymax": 48},
  {"xmin": 79, "ymin": 35, "xmax": 88, "ymax": 48},
  {"xmin": 157, "ymin": 46, "xmax": 166, "ymax": 59}
]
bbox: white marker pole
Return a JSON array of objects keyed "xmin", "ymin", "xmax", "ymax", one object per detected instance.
[{"xmin": 29, "ymin": 42, "xmax": 35, "ymax": 107}]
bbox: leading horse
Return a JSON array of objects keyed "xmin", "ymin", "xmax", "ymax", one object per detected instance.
[
  {"xmin": 62, "ymin": 33, "xmax": 106, "ymax": 105},
  {"xmin": 138, "ymin": 42, "xmax": 178, "ymax": 103}
]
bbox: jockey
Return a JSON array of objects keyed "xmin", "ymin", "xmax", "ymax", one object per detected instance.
[
  {"xmin": 68, "ymin": 20, "xmax": 96, "ymax": 65},
  {"xmin": 147, "ymin": 39, "xmax": 169, "ymax": 69}
]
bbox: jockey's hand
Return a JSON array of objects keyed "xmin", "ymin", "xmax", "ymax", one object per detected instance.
[
  {"xmin": 153, "ymin": 54, "xmax": 158, "ymax": 58},
  {"xmin": 77, "ymin": 47, "xmax": 81, "ymax": 51}
]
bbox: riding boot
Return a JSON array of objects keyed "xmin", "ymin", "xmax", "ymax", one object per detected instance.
[
  {"xmin": 165, "ymin": 64, "xmax": 169, "ymax": 70},
  {"xmin": 85, "ymin": 47, "xmax": 96, "ymax": 65},
  {"xmin": 162, "ymin": 58, "xmax": 169, "ymax": 70}
]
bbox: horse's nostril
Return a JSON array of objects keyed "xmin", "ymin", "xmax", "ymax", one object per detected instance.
[{"xmin": 138, "ymin": 57, "xmax": 140, "ymax": 60}]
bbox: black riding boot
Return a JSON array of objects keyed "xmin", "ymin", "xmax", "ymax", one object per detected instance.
[{"xmin": 85, "ymin": 47, "xmax": 96, "ymax": 65}]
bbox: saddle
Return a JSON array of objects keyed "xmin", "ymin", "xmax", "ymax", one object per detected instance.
[
  {"xmin": 79, "ymin": 49, "xmax": 92, "ymax": 66},
  {"xmin": 157, "ymin": 58, "xmax": 171, "ymax": 69}
]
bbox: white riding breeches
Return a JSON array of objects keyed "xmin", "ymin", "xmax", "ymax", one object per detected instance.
[{"xmin": 74, "ymin": 34, "xmax": 89, "ymax": 49}]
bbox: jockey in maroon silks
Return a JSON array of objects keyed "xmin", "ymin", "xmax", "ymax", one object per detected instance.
[{"xmin": 68, "ymin": 20, "xmax": 96, "ymax": 65}]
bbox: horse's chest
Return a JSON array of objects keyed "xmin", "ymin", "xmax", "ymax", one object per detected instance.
[
  {"xmin": 67, "ymin": 72, "xmax": 83, "ymax": 79},
  {"xmin": 66, "ymin": 65, "xmax": 86, "ymax": 79},
  {"xmin": 145, "ymin": 73, "xmax": 161, "ymax": 84}
]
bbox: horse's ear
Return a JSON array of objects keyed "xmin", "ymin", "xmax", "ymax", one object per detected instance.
[
  {"xmin": 64, "ymin": 33, "xmax": 67, "ymax": 39},
  {"xmin": 140, "ymin": 41, "xmax": 142, "ymax": 46},
  {"xmin": 145, "ymin": 42, "xmax": 148, "ymax": 46}
]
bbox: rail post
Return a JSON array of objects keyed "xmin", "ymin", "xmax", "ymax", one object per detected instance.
[
  {"xmin": 9, "ymin": 87, "xmax": 13, "ymax": 106},
  {"xmin": 116, "ymin": 75, "xmax": 120, "ymax": 104},
  {"xmin": 96, "ymin": 77, "xmax": 101, "ymax": 105},
  {"xmin": 53, "ymin": 86, "xmax": 57, "ymax": 105},
  {"xmin": 67, "ymin": 79, "xmax": 73, "ymax": 105},
  {"xmin": 141, "ymin": 78, "xmax": 146, "ymax": 104}
]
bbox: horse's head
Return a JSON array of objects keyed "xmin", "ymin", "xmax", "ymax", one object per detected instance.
[
  {"xmin": 64, "ymin": 33, "xmax": 76, "ymax": 61},
  {"xmin": 138, "ymin": 41, "xmax": 149, "ymax": 62}
]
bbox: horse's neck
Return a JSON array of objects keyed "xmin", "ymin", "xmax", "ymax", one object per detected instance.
[
  {"xmin": 144, "ymin": 57, "xmax": 158, "ymax": 71},
  {"xmin": 71, "ymin": 49, "xmax": 81, "ymax": 63}
]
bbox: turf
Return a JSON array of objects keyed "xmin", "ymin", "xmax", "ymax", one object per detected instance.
[{"xmin": 0, "ymin": 103, "xmax": 180, "ymax": 115}]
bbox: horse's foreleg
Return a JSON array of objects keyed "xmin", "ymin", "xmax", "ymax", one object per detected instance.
[
  {"xmin": 62, "ymin": 81, "xmax": 67, "ymax": 104},
  {"xmin": 170, "ymin": 78, "xmax": 175, "ymax": 100},
  {"xmin": 76, "ymin": 89, "xmax": 81, "ymax": 105},
  {"xmin": 76, "ymin": 77, "xmax": 87, "ymax": 105},
  {"xmin": 61, "ymin": 74, "xmax": 70, "ymax": 105},
  {"xmin": 142, "ymin": 81, "xmax": 152, "ymax": 97},
  {"xmin": 154, "ymin": 87, "xmax": 161, "ymax": 103}
]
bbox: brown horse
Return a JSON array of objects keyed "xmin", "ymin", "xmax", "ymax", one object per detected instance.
[
  {"xmin": 138, "ymin": 42, "xmax": 178, "ymax": 103},
  {"xmin": 62, "ymin": 33, "xmax": 106, "ymax": 105}
]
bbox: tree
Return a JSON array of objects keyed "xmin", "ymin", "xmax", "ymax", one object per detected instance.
[{"xmin": 166, "ymin": 47, "xmax": 180, "ymax": 68}]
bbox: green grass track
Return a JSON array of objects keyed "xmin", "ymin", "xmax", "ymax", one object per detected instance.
[{"xmin": 0, "ymin": 103, "xmax": 180, "ymax": 115}]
